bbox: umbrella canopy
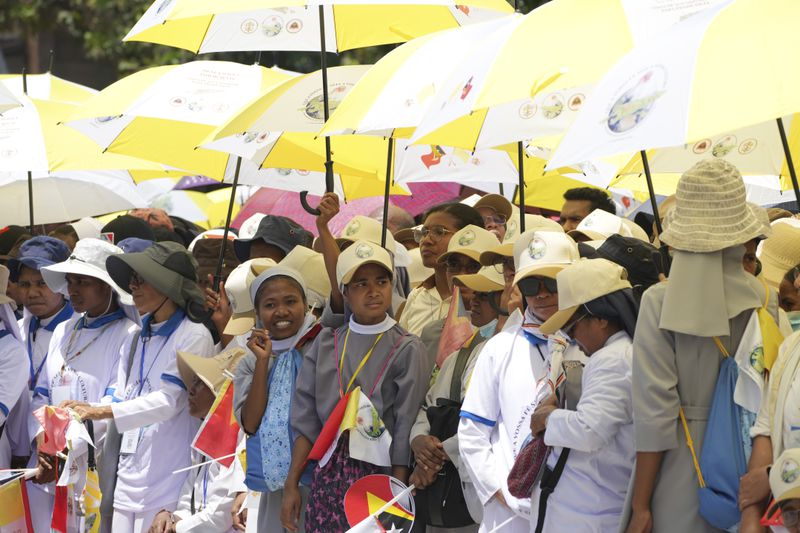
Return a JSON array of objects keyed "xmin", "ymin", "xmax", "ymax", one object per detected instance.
[
  {"xmin": 0, "ymin": 82, "xmax": 21, "ymax": 114},
  {"xmin": 0, "ymin": 72, "xmax": 97, "ymax": 104},
  {"xmin": 126, "ymin": 0, "xmax": 513, "ymax": 54},
  {"xmin": 548, "ymin": 0, "xmax": 800, "ymax": 168},
  {"xmin": 0, "ymin": 171, "xmax": 148, "ymax": 226}
]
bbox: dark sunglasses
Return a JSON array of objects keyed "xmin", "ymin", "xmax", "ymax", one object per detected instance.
[
  {"xmin": 518, "ymin": 276, "xmax": 558, "ymax": 296},
  {"xmin": 445, "ymin": 257, "xmax": 481, "ymax": 274}
]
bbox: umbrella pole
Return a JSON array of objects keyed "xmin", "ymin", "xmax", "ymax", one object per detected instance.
[
  {"xmin": 776, "ymin": 117, "xmax": 800, "ymax": 211},
  {"xmin": 640, "ymin": 150, "xmax": 662, "ymax": 235},
  {"xmin": 22, "ymin": 69, "xmax": 34, "ymax": 232},
  {"xmin": 517, "ymin": 141, "xmax": 525, "ymax": 233},
  {"xmin": 212, "ymin": 156, "xmax": 242, "ymax": 293},
  {"xmin": 300, "ymin": 5, "xmax": 334, "ymax": 216},
  {"xmin": 381, "ymin": 138, "xmax": 394, "ymax": 248}
]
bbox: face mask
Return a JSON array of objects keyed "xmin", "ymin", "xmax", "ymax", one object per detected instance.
[
  {"xmin": 478, "ymin": 318, "xmax": 498, "ymax": 339},
  {"xmin": 787, "ymin": 311, "xmax": 800, "ymax": 332}
]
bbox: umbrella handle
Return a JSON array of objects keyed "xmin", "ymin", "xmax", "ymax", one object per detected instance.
[{"xmin": 299, "ymin": 191, "xmax": 321, "ymax": 216}]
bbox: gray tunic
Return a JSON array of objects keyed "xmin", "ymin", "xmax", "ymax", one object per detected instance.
[
  {"xmin": 630, "ymin": 280, "xmax": 780, "ymax": 533},
  {"xmin": 292, "ymin": 324, "xmax": 429, "ymax": 466}
]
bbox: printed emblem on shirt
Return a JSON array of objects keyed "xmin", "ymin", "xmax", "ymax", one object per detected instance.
[
  {"xmin": 458, "ymin": 230, "xmax": 476, "ymax": 247},
  {"xmin": 355, "ymin": 243, "xmax": 374, "ymax": 259},
  {"xmin": 783, "ymin": 459, "xmax": 800, "ymax": 484},
  {"xmin": 528, "ymin": 236, "xmax": 547, "ymax": 261}
]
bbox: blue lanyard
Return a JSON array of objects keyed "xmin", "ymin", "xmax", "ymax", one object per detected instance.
[
  {"xmin": 136, "ymin": 334, "xmax": 172, "ymax": 396},
  {"xmin": 202, "ymin": 465, "xmax": 208, "ymax": 508},
  {"xmin": 26, "ymin": 304, "xmax": 73, "ymax": 389}
]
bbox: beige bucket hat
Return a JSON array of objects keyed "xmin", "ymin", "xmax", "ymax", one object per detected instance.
[
  {"xmin": 540, "ymin": 258, "xmax": 632, "ymax": 335},
  {"xmin": 658, "ymin": 159, "xmax": 771, "ymax": 253}
]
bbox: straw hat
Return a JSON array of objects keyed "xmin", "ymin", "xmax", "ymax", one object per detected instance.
[
  {"xmin": 513, "ymin": 230, "xmax": 579, "ymax": 285},
  {"xmin": 223, "ymin": 258, "xmax": 277, "ymax": 335},
  {"xmin": 177, "ymin": 347, "xmax": 246, "ymax": 395},
  {"xmin": 539, "ymin": 258, "xmax": 632, "ymax": 335},
  {"xmin": 336, "ymin": 240, "xmax": 394, "ymax": 286},
  {"xmin": 658, "ymin": 159, "xmax": 771, "ymax": 253},
  {"xmin": 437, "ymin": 225, "xmax": 499, "ymax": 265},
  {"xmin": 758, "ymin": 218, "xmax": 800, "ymax": 289},
  {"xmin": 454, "ymin": 266, "xmax": 505, "ymax": 293}
]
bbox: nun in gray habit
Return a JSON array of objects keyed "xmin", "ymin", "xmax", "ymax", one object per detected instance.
[{"xmin": 624, "ymin": 160, "xmax": 778, "ymax": 533}]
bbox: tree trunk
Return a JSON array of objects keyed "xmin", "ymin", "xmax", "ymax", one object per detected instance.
[{"xmin": 25, "ymin": 30, "xmax": 40, "ymax": 73}]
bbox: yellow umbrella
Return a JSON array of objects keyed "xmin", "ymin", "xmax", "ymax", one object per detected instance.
[
  {"xmin": 126, "ymin": 0, "xmax": 513, "ymax": 54},
  {"xmin": 548, "ymin": 0, "xmax": 800, "ymax": 210}
]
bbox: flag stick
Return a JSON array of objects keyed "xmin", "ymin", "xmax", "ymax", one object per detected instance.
[{"xmin": 171, "ymin": 452, "xmax": 238, "ymax": 474}]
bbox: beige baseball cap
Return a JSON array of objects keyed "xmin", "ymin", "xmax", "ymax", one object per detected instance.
[
  {"xmin": 177, "ymin": 347, "xmax": 247, "ymax": 395},
  {"xmin": 503, "ymin": 213, "xmax": 563, "ymax": 244},
  {"xmin": 768, "ymin": 448, "xmax": 800, "ymax": 514},
  {"xmin": 513, "ymin": 230, "xmax": 579, "ymax": 285},
  {"xmin": 336, "ymin": 240, "xmax": 394, "ymax": 286},
  {"xmin": 484, "ymin": 215, "xmax": 564, "ymax": 265},
  {"xmin": 569, "ymin": 209, "xmax": 647, "ymax": 243},
  {"xmin": 279, "ymin": 246, "xmax": 330, "ymax": 309},
  {"xmin": 223, "ymin": 258, "xmax": 277, "ymax": 336},
  {"xmin": 539, "ymin": 258, "xmax": 631, "ymax": 335},
  {"xmin": 454, "ymin": 265, "xmax": 505, "ymax": 293},
  {"xmin": 474, "ymin": 194, "xmax": 513, "ymax": 220},
  {"xmin": 336, "ymin": 215, "xmax": 398, "ymax": 252},
  {"xmin": 437, "ymin": 225, "xmax": 499, "ymax": 265}
]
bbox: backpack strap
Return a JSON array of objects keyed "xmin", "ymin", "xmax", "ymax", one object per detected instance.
[
  {"xmin": 534, "ymin": 448, "xmax": 572, "ymax": 533},
  {"xmin": 449, "ymin": 334, "xmax": 479, "ymax": 401},
  {"xmin": 678, "ymin": 336, "xmax": 728, "ymax": 489}
]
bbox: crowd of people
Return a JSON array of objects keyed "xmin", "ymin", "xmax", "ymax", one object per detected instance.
[{"xmin": 5, "ymin": 158, "xmax": 800, "ymax": 532}]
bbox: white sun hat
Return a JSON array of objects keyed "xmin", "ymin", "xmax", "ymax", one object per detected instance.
[
  {"xmin": 41, "ymin": 237, "xmax": 139, "ymax": 324},
  {"xmin": 223, "ymin": 257, "xmax": 277, "ymax": 336}
]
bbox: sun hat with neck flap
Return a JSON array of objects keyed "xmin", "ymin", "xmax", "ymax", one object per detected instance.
[
  {"xmin": 658, "ymin": 159, "xmax": 771, "ymax": 253},
  {"xmin": 106, "ymin": 241, "xmax": 209, "ymax": 322}
]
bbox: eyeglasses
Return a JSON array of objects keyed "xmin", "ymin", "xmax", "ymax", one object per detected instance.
[
  {"xmin": 517, "ymin": 276, "xmax": 558, "ymax": 296},
  {"xmin": 492, "ymin": 256, "xmax": 515, "ymax": 275},
  {"xmin": 413, "ymin": 225, "xmax": 454, "ymax": 244},
  {"xmin": 482, "ymin": 214, "xmax": 508, "ymax": 226},
  {"xmin": 128, "ymin": 272, "xmax": 146, "ymax": 289},
  {"xmin": 445, "ymin": 257, "xmax": 481, "ymax": 274},
  {"xmin": 563, "ymin": 314, "xmax": 588, "ymax": 337}
]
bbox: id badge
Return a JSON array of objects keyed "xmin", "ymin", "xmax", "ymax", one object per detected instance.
[
  {"xmin": 51, "ymin": 385, "xmax": 71, "ymax": 407},
  {"xmin": 120, "ymin": 428, "xmax": 141, "ymax": 455}
]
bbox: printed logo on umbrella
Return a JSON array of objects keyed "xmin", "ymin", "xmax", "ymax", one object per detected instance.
[
  {"xmin": 606, "ymin": 66, "xmax": 667, "ymax": 134},
  {"xmin": 344, "ymin": 475, "xmax": 415, "ymax": 532}
]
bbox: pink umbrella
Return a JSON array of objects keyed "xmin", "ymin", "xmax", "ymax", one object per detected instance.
[{"xmin": 233, "ymin": 183, "xmax": 461, "ymax": 237}]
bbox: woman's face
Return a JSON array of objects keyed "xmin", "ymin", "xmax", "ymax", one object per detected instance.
[
  {"xmin": 566, "ymin": 315, "xmax": 611, "ymax": 355},
  {"xmin": 344, "ymin": 263, "xmax": 393, "ymax": 325},
  {"xmin": 128, "ymin": 272, "xmax": 168, "ymax": 315},
  {"xmin": 255, "ymin": 277, "xmax": 307, "ymax": 340},
  {"xmin": 418, "ymin": 212, "xmax": 460, "ymax": 269},
  {"xmin": 17, "ymin": 266, "xmax": 65, "ymax": 319},
  {"xmin": 444, "ymin": 252, "xmax": 481, "ymax": 305},
  {"xmin": 520, "ymin": 276, "xmax": 559, "ymax": 322},
  {"xmin": 467, "ymin": 290, "xmax": 499, "ymax": 328},
  {"xmin": 188, "ymin": 376, "xmax": 216, "ymax": 419},
  {"xmin": 780, "ymin": 278, "xmax": 800, "ymax": 312},
  {"xmin": 66, "ymin": 274, "xmax": 113, "ymax": 317}
]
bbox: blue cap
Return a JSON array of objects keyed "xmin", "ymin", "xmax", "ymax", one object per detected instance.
[
  {"xmin": 8, "ymin": 236, "xmax": 71, "ymax": 282},
  {"xmin": 118, "ymin": 237, "xmax": 154, "ymax": 254}
]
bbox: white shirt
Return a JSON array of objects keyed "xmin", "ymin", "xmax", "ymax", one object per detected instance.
[
  {"xmin": 398, "ymin": 279, "xmax": 449, "ymax": 336},
  {"xmin": 173, "ymin": 434, "xmax": 244, "ymax": 533},
  {"xmin": 0, "ymin": 331, "xmax": 27, "ymax": 468},
  {"xmin": 30, "ymin": 312, "xmax": 135, "ymax": 443},
  {"xmin": 458, "ymin": 326, "xmax": 584, "ymax": 522},
  {"xmin": 111, "ymin": 311, "xmax": 215, "ymax": 512},
  {"xmin": 538, "ymin": 331, "xmax": 635, "ymax": 533}
]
